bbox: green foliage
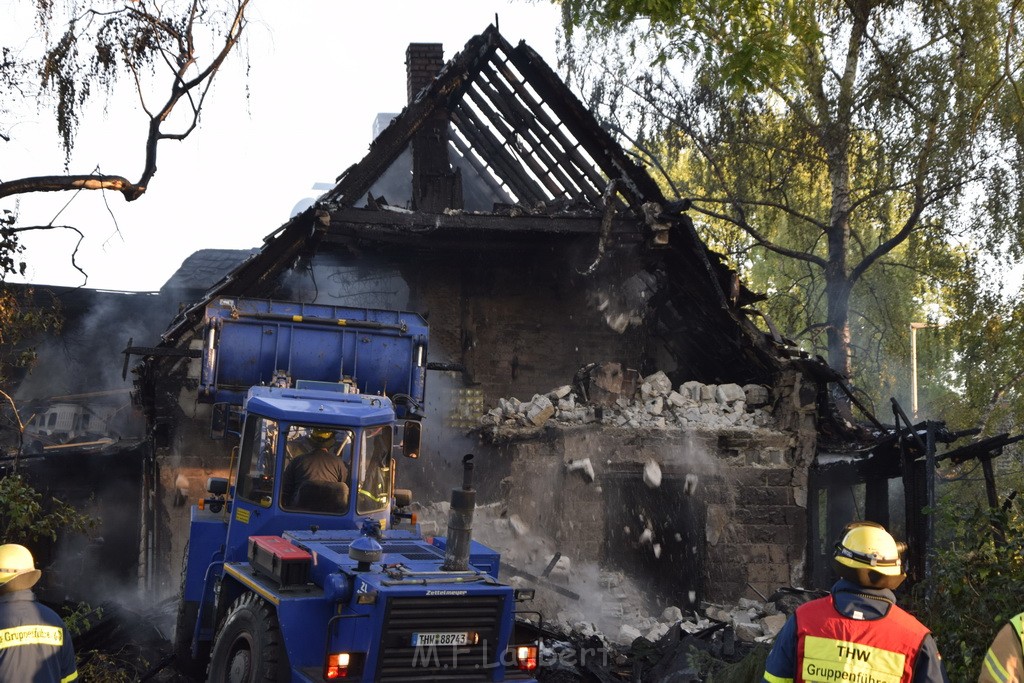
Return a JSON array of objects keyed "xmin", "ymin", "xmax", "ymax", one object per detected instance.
[
  {"xmin": 559, "ymin": 0, "xmax": 1024, "ymax": 414},
  {"xmin": 62, "ymin": 603, "xmax": 145, "ymax": 682},
  {"xmin": 0, "ymin": 473, "xmax": 96, "ymax": 544},
  {"xmin": 0, "ymin": 284, "xmax": 63, "ymax": 388},
  {"xmin": 560, "ymin": 0, "xmax": 821, "ymax": 90},
  {"xmin": 24, "ymin": 0, "xmax": 247, "ymax": 161},
  {"xmin": 909, "ymin": 497, "xmax": 1024, "ymax": 681}
]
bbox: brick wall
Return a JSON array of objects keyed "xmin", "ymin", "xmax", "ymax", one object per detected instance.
[
  {"xmin": 408, "ymin": 251, "xmax": 648, "ymax": 408},
  {"xmin": 499, "ymin": 370, "xmax": 816, "ymax": 606},
  {"xmin": 406, "ymin": 43, "xmax": 444, "ymax": 103}
]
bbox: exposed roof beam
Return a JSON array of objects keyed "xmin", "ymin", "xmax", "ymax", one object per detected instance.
[
  {"xmin": 323, "ymin": 205, "xmax": 643, "ymax": 237},
  {"xmin": 483, "ymin": 56, "xmax": 608, "ymax": 199}
]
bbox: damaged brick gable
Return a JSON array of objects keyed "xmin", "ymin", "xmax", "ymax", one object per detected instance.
[
  {"xmin": 139, "ymin": 24, "xmax": 786, "ymax": 409},
  {"xmin": 129, "ymin": 25, "xmax": 819, "ymax": 602}
]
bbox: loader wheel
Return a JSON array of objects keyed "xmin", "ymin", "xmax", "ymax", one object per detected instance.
[
  {"xmin": 173, "ymin": 600, "xmax": 209, "ymax": 676},
  {"xmin": 207, "ymin": 592, "xmax": 288, "ymax": 682}
]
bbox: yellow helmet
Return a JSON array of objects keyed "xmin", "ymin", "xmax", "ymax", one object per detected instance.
[
  {"xmin": 0, "ymin": 544, "xmax": 41, "ymax": 594},
  {"xmin": 832, "ymin": 521, "xmax": 907, "ymax": 590},
  {"xmin": 311, "ymin": 428, "xmax": 335, "ymax": 443}
]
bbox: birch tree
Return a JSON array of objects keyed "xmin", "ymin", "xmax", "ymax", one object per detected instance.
[{"xmin": 559, "ymin": 0, "xmax": 1024, "ymax": 382}]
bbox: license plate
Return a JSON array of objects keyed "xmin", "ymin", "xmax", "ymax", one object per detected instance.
[{"xmin": 411, "ymin": 631, "xmax": 469, "ymax": 647}]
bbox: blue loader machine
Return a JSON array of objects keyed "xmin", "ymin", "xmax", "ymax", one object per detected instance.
[{"xmin": 173, "ymin": 297, "xmax": 539, "ymax": 682}]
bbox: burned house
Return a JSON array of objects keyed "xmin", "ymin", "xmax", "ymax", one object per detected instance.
[
  {"xmin": 107, "ymin": 24, "xmax": 1002, "ymax": 622},
  {"xmin": 121, "ymin": 26, "xmax": 818, "ymax": 611}
]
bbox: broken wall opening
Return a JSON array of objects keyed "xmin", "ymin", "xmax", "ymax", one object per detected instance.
[{"xmin": 602, "ymin": 468, "xmax": 706, "ymax": 608}]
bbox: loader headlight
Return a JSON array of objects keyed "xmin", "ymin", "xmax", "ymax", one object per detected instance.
[{"xmin": 325, "ymin": 651, "xmax": 364, "ymax": 679}]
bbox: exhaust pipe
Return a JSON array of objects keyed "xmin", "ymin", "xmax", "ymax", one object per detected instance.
[{"xmin": 441, "ymin": 454, "xmax": 476, "ymax": 571}]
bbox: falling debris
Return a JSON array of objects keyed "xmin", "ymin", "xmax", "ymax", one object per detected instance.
[
  {"xmin": 566, "ymin": 457, "xmax": 596, "ymax": 483},
  {"xmin": 643, "ymin": 460, "xmax": 662, "ymax": 489},
  {"xmin": 508, "ymin": 514, "xmax": 530, "ymax": 537}
]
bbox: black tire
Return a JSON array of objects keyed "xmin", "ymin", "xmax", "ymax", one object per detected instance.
[
  {"xmin": 174, "ymin": 539, "xmax": 211, "ymax": 677},
  {"xmin": 173, "ymin": 599, "xmax": 210, "ymax": 676},
  {"xmin": 207, "ymin": 592, "xmax": 289, "ymax": 682}
]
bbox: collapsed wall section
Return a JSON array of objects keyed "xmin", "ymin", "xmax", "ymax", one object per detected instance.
[{"xmin": 483, "ymin": 367, "xmax": 817, "ymax": 606}]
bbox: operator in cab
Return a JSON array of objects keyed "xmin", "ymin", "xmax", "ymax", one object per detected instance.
[{"xmin": 281, "ymin": 428, "xmax": 350, "ymax": 511}]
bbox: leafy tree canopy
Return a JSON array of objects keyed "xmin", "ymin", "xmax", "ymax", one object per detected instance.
[{"xmin": 558, "ymin": 0, "xmax": 1024, "ymax": 423}]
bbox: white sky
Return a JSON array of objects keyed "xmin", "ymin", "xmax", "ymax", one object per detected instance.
[{"xmin": 3, "ymin": 1, "xmax": 563, "ymax": 292}]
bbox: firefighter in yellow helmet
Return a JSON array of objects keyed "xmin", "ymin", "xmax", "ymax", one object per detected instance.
[
  {"xmin": 761, "ymin": 521, "xmax": 949, "ymax": 683},
  {"xmin": 281, "ymin": 428, "xmax": 349, "ymax": 509},
  {"xmin": 979, "ymin": 611, "xmax": 1024, "ymax": 682},
  {"xmin": 0, "ymin": 544, "xmax": 78, "ymax": 682}
]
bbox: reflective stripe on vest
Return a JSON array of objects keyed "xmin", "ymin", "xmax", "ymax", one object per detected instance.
[
  {"xmin": 795, "ymin": 596, "xmax": 929, "ymax": 683},
  {"xmin": 0, "ymin": 625, "xmax": 64, "ymax": 649}
]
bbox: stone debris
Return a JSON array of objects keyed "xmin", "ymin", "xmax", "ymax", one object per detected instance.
[
  {"xmin": 479, "ymin": 368, "xmax": 775, "ymax": 432},
  {"xmin": 412, "ymin": 500, "xmax": 812, "ymax": 664},
  {"xmin": 642, "ymin": 460, "xmax": 662, "ymax": 489},
  {"xmin": 566, "ymin": 457, "xmax": 596, "ymax": 483}
]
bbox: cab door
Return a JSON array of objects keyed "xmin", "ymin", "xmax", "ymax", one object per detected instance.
[{"xmin": 224, "ymin": 414, "xmax": 287, "ymax": 561}]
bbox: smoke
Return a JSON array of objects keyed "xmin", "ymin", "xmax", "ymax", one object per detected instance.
[
  {"xmin": 414, "ymin": 500, "xmax": 660, "ymax": 644},
  {"xmin": 16, "ymin": 291, "xmax": 178, "ymax": 402}
]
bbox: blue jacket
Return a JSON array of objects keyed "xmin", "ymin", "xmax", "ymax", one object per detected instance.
[
  {"xmin": 0, "ymin": 590, "xmax": 78, "ymax": 683},
  {"xmin": 761, "ymin": 579, "xmax": 949, "ymax": 683}
]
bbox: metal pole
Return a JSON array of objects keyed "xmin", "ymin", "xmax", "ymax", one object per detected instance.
[{"xmin": 911, "ymin": 324, "xmax": 919, "ymax": 419}]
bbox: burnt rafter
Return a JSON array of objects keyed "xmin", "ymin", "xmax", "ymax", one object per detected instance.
[
  {"xmin": 133, "ymin": 23, "xmax": 787, "ymax": 430},
  {"xmin": 320, "ymin": 29, "xmax": 499, "ymax": 209},
  {"xmin": 322, "ymin": 205, "xmax": 644, "ymax": 241},
  {"xmin": 483, "ymin": 54, "xmax": 609, "ymax": 196},
  {"xmin": 503, "ymin": 39, "xmax": 668, "ymax": 212}
]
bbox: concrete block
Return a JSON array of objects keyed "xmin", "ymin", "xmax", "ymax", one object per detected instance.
[
  {"xmin": 680, "ymin": 380, "xmax": 703, "ymax": 400},
  {"xmin": 566, "ymin": 458, "xmax": 595, "ymax": 483},
  {"xmin": 735, "ymin": 622, "xmax": 763, "ymax": 642},
  {"xmin": 548, "ymin": 385, "xmax": 572, "ymax": 400},
  {"xmin": 616, "ymin": 624, "xmax": 643, "ymax": 645},
  {"xmin": 716, "ymin": 383, "xmax": 746, "ymax": 404},
  {"xmin": 643, "ymin": 370, "xmax": 673, "ymax": 396},
  {"xmin": 760, "ymin": 613, "xmax": 789, "ymax": 638},
  {"xmin": 526, "ymin": 395, "xmax": 555, "ymax": 426},
  {"xmin": 508, "ymin": 514, "xmax": 530, "ymax": 537},
  {"xmin": 661, "ymin": 606, "xmax": 683, "ymax": 623},
  {"xmin": 645, "ymin": 622, "xmax": 670, "ymax": 642},
  {"xmin": 645, "ymin": 396, "xmax": 664, "ymax": 416},
  {"xmin": 743, "ymin": 383, "xmax": 771, "ymax": 407},
  {"xmin": 643, "ymin": 460, "xmax": 662, "ymax": 488}
]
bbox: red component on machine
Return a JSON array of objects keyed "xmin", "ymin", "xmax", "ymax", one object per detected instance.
[{"xmin": 248, "ymin": 536, "xmax": 312, "ymax": 588}]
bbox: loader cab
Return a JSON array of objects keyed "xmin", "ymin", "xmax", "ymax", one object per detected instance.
[{"xmin": 221, "ymin": 388, "xmax": 401, "ymax": 563}]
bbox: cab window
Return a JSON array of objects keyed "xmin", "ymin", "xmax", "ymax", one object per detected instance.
[
  {"xmin": 357, "ymin": 426, "xmax": 393, "ymax": 514},
  {"xmin": 280, "ymin": 425, "xmax": 354, "ymax": 513},
  {"xmin": 236, "ymin": 416, "xmax": 278, "ymax": 507}
]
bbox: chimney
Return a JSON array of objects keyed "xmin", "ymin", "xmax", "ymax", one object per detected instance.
[
  {"xmin": 405, "ymin": 43, "xmax": 462, "ymax": 212},
  {"xmin": 406, "ymin": 43, "xmax": 444, "ymax": 103}
]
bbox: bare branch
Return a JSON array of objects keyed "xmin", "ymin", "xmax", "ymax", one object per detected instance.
[{"xmin": 0, "ymin": 175, "xmax": 141, "ymax": 201}]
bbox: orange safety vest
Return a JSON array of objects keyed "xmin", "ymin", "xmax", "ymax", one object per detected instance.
[{"xmin": 795, "ymin": 594, "xmax": 930, "ymax": 683}]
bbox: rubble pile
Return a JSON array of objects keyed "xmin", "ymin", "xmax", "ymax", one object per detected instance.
[
  {"xmin": 478, "ymin": 370, "xmax": 774, "ymax": 432},
  {"xmin": 414, "ymin": 501, "xmax": 795, "ymax": 649}
]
